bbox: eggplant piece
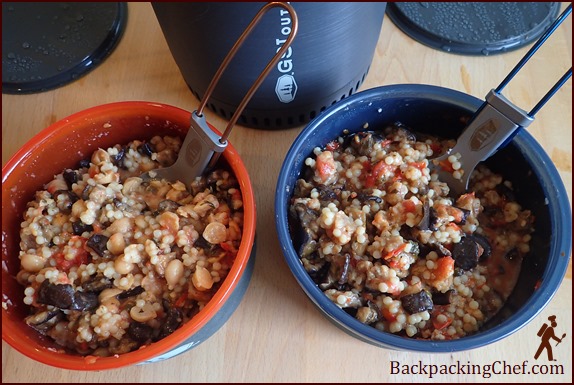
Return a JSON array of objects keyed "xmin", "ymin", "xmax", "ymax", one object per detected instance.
[
  {"xmin": 399, "ymin": 225, "xmax": 418, "ymax": 243},
  {"xmin": 36, "ymin": 280, "xmax": 75, "ymax": 309},
  {"xmin": 290, "ymin": 202, "xmax": 320, "ymax": 256},
  {"xmin": 114, "ymin": 147, "xmax": 127, "ymax": 169},
  {"xmin": 52, "ymin": 190, "xmax": 79, "ymax": 211},
  {"xmin": 496, "ymin": 183, "xmax": 516, "ymax": 202},
  {"xmin": 472, "ymin": 233, "xmax": 492, "ymax": 260},
  {"xmin": 70, "ymin": 291, "xmax": 98, "ymax": 311},
  {"xmin": 63, "ymin": 169, "xmax": 79, "ymax": 187},
  {"xmin": 418, "ymin": 201, "xmax": 431, "ymax": 230},
  {"xmin": 386, "ymin": 122, "xmax": 417, "ymax": 142},
  {"xmin": 128, "ymin": 322, "xmax": 154, "ymax": 343},
  {"xmin": 401, "ymin": 290, "xmax": 433, "ymax": 314},
  {"xmin": 194, "ymin": 235, "xmax": 217, "ymax": 252},
  {"xmin": 291, "ymin": 202, "xmax": 319, "ymax": 229},
  {"xmin": 81, "ymin": 276, "xmax": 112, "ymax": 293},
  {"xmin": 137, "ymin": 142, "xmax": 155, "ymax": 157},
  {"xmin": 452, "ymin": 236, "xmax": 481, "ymax": 270},
  {"xmin": 432, "ymin": 289, "xmax": 457, "ymax": 305},
  {"xmin": 317, "ymin": 185, "xmax": 338, "ymax": 201},
  {"xmin": 72, "ymin": 220, "xmax": 94, "ymax": 236},
  {"xmin": 87, "ymin": 234, "xmax": 110, "ymax": 258},
  {"xmin": 350, "ymin": 131, "xmax": 382, "ymax": 155},
  {"xmin": 418, "ymin": 201, "xmax": 439, "ymax": 231},
  {"xmin": 337, "ymin": 253, "xmax": 351, "ymax": 286},
  {"xmin": 311, "ymin": 262, "xmax": 331, "ymax": 287},
  {"xmin": 453, "ymin": 207, "xmax": 470, "ymax": 225},
  {"xmin": 356, "ymin": 193, "xmax": 382, "ymax": 204},
  {"xmin": 117, "ymin": 285, "xmax": 145, "ymax": 300},
  {"xmin": 356, "ymin": 301, "xmax": 380, "ymax": 324},
  {"xmin": 433, "ymin": 242, "xmax": 452, "ymax": 258},
  {"xmin": 505, "ymin": 247, "xmax": 519, "ymax": 261},
  {"xmin": 157, "ymin": 199, "xmax": 182, "ymax": 213},
  {"xmin": 157, "ymin": 306, "xmax": 182, "ymax": 340},
  {"xmin": 299, "ymin": 232, "xmax": 318, "ymax": 259},
  {"xmin": 81, "ymin": 184, "xmax": 94, "ymax": 201},
  {"xmin": 25, "ymin": 310, "xmax": 64, "ymax": 332},
  {"xmin": 79, "ymin": 159, "xmax": 91, "ymax": 169}
]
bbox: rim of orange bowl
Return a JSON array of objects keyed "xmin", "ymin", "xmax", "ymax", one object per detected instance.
[{"xmin": 2, "ymin": 101, "xmax": 256, "ymax": 370}]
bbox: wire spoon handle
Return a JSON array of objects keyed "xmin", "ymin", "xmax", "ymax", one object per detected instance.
[
  {"xmin": 143, "ymin": 2, "xmax": 298, "ymax": 185},
  {"xmin": 195, "ymin": 2, "xmax": 299, "ymax": 170},
  {"xmin": 431, "ymin": 4, "xmax": 572, "ymax": 197}
]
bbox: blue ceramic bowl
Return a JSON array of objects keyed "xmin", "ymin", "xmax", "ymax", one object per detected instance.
[{"xmin": 275, "ymin": 84, "xmax": 571, "ymax": 352}]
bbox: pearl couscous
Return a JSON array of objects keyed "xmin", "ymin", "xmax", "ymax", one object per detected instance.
[
  {"xmin": 17, "ymin": 135, "xmax": 243, "ymax": 356},
  {"xmin": 289, "ymin": 124, "xmax": 534, "ymax": 340}
]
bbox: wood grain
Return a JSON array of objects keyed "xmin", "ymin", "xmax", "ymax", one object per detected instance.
[{"xmin": 3, "ymin": 3, "xmax": 571, "ymax": 382}]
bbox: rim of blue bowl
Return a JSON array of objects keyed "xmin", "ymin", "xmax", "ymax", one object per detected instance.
[{"xmin": 275, "ymin": 84, "xmax": 572, "ymax": 352}]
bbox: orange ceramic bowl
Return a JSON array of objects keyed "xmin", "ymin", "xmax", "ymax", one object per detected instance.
[{"xmin": 2, "ymin": 101, "xmax": 256, "ymax": 370}]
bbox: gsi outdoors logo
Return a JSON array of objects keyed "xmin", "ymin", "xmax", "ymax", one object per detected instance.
[
  {"xmin": 275, "ymin": 74, "xmax": 297, "ymax": 103},
  {"xmin": 274, "ymin": 5, "xmax": 297, "ymax": 103}
]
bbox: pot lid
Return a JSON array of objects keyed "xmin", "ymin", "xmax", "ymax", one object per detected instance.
[
  {"xmin": 2, "ymin": 2, "xmax": 127, "ymax": 94},
  {"xmin": 386, "ymin": 2, "xmax": 561, "ymax": 56}
]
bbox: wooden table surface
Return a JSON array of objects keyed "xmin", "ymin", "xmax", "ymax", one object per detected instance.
[{"xmin": 2, "ymin": 3, "xmax": 572, "ymax": 383}]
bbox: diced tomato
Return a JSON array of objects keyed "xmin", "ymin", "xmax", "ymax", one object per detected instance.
[
  {"xmin": 364, "ymin": 160, "xmax": 395, "ymax": 188},
  {"xmin": 219, "ymin": 241, "xmax": 238, "ymax": 258},
  {"xmin": 438, "ymin": 159, "xmax": 454, "ymax": 173},
  {"xmin": 408, "ymin": 161, "xmax": 427, "ymax": 171},
  {"xmin": 392, "ymin": 173, "xmax": 404, "ymax": 183},
  {"xmin": 92, "ymin": 222, "xmax": 103, "ymax": 234},
  {"xmin": 175, "ymin": 292, "xmax": 188, "ymax": 308},
  {"xmin": 402, "ymin": 200, "xmax": 417, "ymax": 213},
  {"xmin": 53, "ymin": 236, "xmax": 89, "ymax": 272},
  {"xmin": 432, "ymin": 313, "xmax": 453, "ymax": 330},
  {"xmin": 434, "ymin": 256, "xmax": 455, "ymax": 281},
  {"xmin": 88, "ymin": 165, "xmax": 98, "ymax": 178},
  {"xmin": 429, "ymin": 142, "xmax": 442, "ymax": 154},
  {"xmin": 372, "ymin": 161, "xmax": 391, "ymax": 176},
  {"xmin": 383, "ymin": 243, "xmax": 408, "ymax": 260},
  {"xmin": 54, "ymin": 252, "xmax": 74, "ymax": 272},
  {"xmin": 380, "ymin": 139, "xmax": 392, "ymax": 148},
  {"xmin": 446, "ymin": 222, "xmax": 462, "ymax": 233},
  {"xmin": 218, "ymin": 242, "xmax": 237, "ymax": 266},
  {"xmin": 315, "ymin": 151, "xmax": 336, "ymax": 183},
  {"xmin": 381, "ymin": 307, "xmax": 397, "ymax": 322}
]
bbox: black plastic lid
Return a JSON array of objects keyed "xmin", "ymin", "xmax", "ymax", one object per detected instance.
[
  {"xmin": 2, "ymin": 2, "xmax": 127, "ymax": 94},
  {"xmin": 386, "ymin": 2, "xmax": 561, "ymax": 56}
]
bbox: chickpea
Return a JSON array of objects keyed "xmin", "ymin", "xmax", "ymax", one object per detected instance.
[
  {"xmin": 122, "ymin": 177, "xmax": 143, "ymax": 195},
  {"xmin": 71, "ymin": 200, "xmax": 87, "ymax": 218},
  {"xmin": 159, "ymin": 211, "xmax": 179, "ymax": 234},
  {"xmin": 114, "ymin": 255, "xmax": 134, "ymax": 275},
  {"xmin": 202, "ymin": 222, "xmax": 227, "ymax": 244},
  {"xmin": 130, "ymin": 303, "xmax": 157, "ymax": 322},
  {"xmin": 192, "ymin": 266, "xmax": 213, "ymax": 291},
  {"xmin": 108, "ymin": 217, "xmax": 132, "ymax": 234},
  {"xmin": 20, "ymin": 253, "xmax": 45, "ymax": 273},
  {"xmin": 91, "ymin": 148, "xmax": 111, "ymax": 166},
  {"xmin": 107, "ymin": 233, "xmax": 126, "ymax": 255},
  {"xmin": 94, "ymin": 170, "xmax": 118, "ymax": 185},
  {"xmin": 165, "ymin": 259, "xmax": 184, "ymax": 287}
]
